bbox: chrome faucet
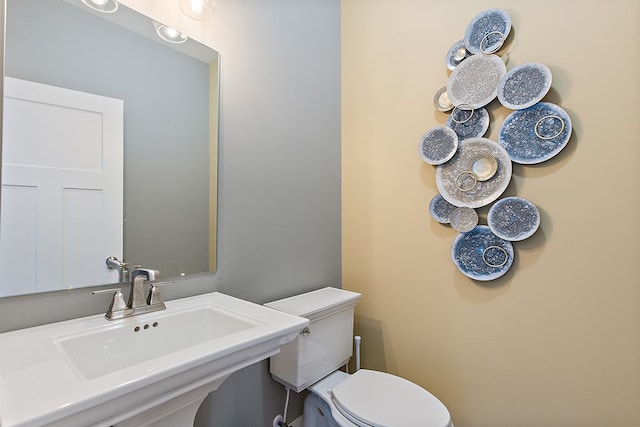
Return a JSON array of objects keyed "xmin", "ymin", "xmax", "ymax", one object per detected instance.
[
  {"xmin": 129, "ymin": 268, "xmax": 159, "ymax": 308},
  {"xmin": 93, "ymin": 268, "xmax": 172, "ymax": 320}
]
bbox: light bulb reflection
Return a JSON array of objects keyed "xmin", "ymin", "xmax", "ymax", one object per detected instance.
[{"xmin": 155, "ymin": 24, "xmax": 188, "ymax": 44}]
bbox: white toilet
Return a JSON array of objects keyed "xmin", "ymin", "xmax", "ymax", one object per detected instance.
[{"xmin": 265, "ymin": 287, "xmax": 453, "ymax": 427}]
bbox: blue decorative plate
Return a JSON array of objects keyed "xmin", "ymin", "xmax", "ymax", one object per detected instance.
[
  {"xmin": 436, "ymin": 137, "xmax": 512, "ymax": 209},
  {"xmin": 446, "ymin": 106, "xmax": 489, "ymax": 140},
  {"xmin": 498, "ymin": 63, "xmax": 552, "ymax": 110},
  {"xmin": 464, "ymin": 9, "xmax": 511, "ymax": 55},
  {"xmin": 447, "ymin": 54, "xmax": 506, "ymax": 109},
  {"xmin": 419, "ymin": 126, "xmax": 459, "ymax": 165},
  {"xmin": 498, "ymin": 102, "xmax": 572, "ymax": 164},
  {"xmin": 445, "ymin": 39, "xmax": 471, "ymax": 71},
  {"xmin": 451, "ymin": 225, "xmax": 514, "ymax": 281},
  {"xmin": 488, "ymin": 197, "xmax": 540, "ymax": 241},
  {"xmin": 429, "ymin": 193, "xmax": 457, "ymax": 224}
]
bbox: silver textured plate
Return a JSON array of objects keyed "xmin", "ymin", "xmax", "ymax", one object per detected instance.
[
  {"xmin": 433, "ymin": 86, "xmax": 454, "ymax": 112},
  {"xmin": 498, "ymin": 102, "xmax": 572, "ymax": 164},
  {"xmin": 445, "ymin": 39, "xmax": 470, "ymax": 71},
  {"xmin": 436, "ymin": 137, "xmax": 512, "ymax": 209},
  {"xmin": 419, "ymin": 126, "xmax": 459, "ymax": 165},
  {"xmin": 446, "ymin": 106, "xmax": 490, "ymax": 140},
  {"xmin": 488, "ymin": 197, "xmax": 540, "ymax": 241},
  {"xmin": 450, "ymin": 207, "xmax": 478, "ymax": 232},
  {"xmin": 447, "ymin": 54, "xmax": 506, "ymax": 109},
  {"xmin": 498, "ymin": 63, "xmax": 552, "ymax": 110},
  {"xmin": 429, "ymin": 193, "xmax": 457, "ymax": 224},
  {"xmin": 464, "ymin": 8, "xmax": 511, "ymax": 55},
  {"xmin": 451, "ymin": 225, "xmax": 514, "ymax": 281}
]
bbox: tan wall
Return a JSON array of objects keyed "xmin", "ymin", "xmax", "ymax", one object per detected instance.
[{"xmin": 341, "ymin": 1, "xmax": 640, "ymax": 426}]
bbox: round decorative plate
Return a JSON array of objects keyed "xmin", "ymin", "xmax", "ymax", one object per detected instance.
[
  {"xmin": 498, "ymin": 63, "xmax": 552, "ymax": 110},
  {"xmin": 419, "ymin": 126, "xmax": 459, "ymax": 165},
  {"xmin": 451, "ymin": 225, "xmax": 514, "ymax": 281},
  {"xmin": 447, "ymin": 54, "xmax": 507, "ymax": 109},
  {"xmin": 433, "ymin": 86, "xmax": 454, "ymax": 112},
  {"xmin": 450, "ymin": 207, "xmax": 478, "ymax": 232},
  {"xmin": 488, "ymin": 197, "xmax": 540, "ymax": 241},
  {"xmin": 446, "ymin": 39, "xmax": 470, "ymax": 71},
  {"xmin": 464, "ymin": 9, "xmax": 512, "ymax": 55},
  {"xmin": 446, "ymin": 106, "xmax": 490, "ymax": 140},
  {"xmin": 436, "ymin": 137, "xmax": 512, "ymax": 209},
  {"xmin": 429, "ymin": 193, "xmax": 457, "ymax": 224},
  {"xmin": 498, "ymin": 102, "xmax": 572, "ymax": 164}
]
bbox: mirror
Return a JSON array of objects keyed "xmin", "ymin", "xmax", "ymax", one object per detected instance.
[{"xmin": 0, "ymin": 0, "xmax": 219, "ymax": 297}]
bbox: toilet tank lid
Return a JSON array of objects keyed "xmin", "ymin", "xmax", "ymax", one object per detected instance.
[{"xmin": 264, "ymin": 287, "xmax": 361, "ymax": 319}]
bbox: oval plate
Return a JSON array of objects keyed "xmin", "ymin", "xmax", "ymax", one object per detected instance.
[
  {"xmin": 498, "ymin": 63, "xmax": 552, "ymax": 110},
  {"xmin": 447, "ymin": 54, "xmax": 506, "ymax": 109},
  {"xmin": 429, "ymin": 193, "xmax": 457, "ymax": 224},
  {"xmin": 488, "ymin": 196, "xmax": 540, "ymax": 241},
  {"xmin": 419, "ymin": 126, "xmax": 459, "ymax": 165},
  {"xmin": 498, "ymin": 102, "xmax": 572, "ymax": 164},
  {"xmin": 451, "ymin": 225, "xmax": 514, "ymax": 281},
  {"xmin": 464, "ymin": 9, "xmax": 512, "ymax": 55}
]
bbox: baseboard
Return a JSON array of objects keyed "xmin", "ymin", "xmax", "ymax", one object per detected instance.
[{"xmin": 287, "ymin": 415, "xmax": 303, "ymax": 427}]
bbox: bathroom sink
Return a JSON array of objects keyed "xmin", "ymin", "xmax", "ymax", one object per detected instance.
[
  {"xmin": 56, "ymin": 304, "xmax": 260, "ymax": 380},
  {"xmin": 0, "ymin": 292, "xmax": 308, "ymax": 427}
]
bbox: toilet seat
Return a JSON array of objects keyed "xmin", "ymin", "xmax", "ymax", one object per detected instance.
[{"xmin": 329, "ymin": 369, "xmax": 451, "ymax": 427}]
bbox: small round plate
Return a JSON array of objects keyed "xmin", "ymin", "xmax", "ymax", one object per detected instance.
[
  {"xmin": 433, "ymin": 86, "xmax": 454, "ymax": 112},
  {"xmin": 447, "ymin": 54, "xmax": 506, "ymax": 109},
  {"xmin": 429, "ymin": 193, "xmax": 457, "ymax": 224},
  {"xmin": 464, "ymin": 9, "xmax": 512, "ymax": 55},
  {"xmin": 488, "ymin": 197, "xmax": 540, "ymax": 241},
  {"xmin": 468, "ymin": 154, "xmax": 498, "ymax": 181},
  {"xmin": 419, "ymin": 126, "xmax": 459, "ymax": 165},
  {"xmin": 451, "ymin": 225, "xmax": 514, "ymax": 281},
  {"xmin": 450, "ymin": 207, "xmax": 478, "ymax": 233},
  {"xmin": 446, "ymin": 106, "xmax": 490, "ymax": 141},
  {"xmin": 498, "ymin": 63, "xmax": 552, "ymax": 110},
  {"xmin": 445, "ymin": 39, "xmax": 470, "ymax": 71},
  {"xmin": 498, "ymin": 102, "xmax": 572, "ymax": 164}
]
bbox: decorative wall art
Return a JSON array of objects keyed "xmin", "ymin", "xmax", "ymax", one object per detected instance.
[{"xmin": 419, "ymin": 8, "xmax": 572, "ymax": 281}]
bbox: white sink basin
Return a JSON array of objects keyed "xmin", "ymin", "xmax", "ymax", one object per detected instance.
[
  {"xmin": 0, "ymin": 292, "xmax": 308, "ymax": 427},
  {"xmin": 56, "ymin": 305, "xmax": 260, "ymax": 380}
]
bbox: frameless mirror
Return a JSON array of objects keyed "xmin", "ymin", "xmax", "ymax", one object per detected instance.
[{"xmin": 0, "ymin": 0, "xmax": 219, "ymax": 297}]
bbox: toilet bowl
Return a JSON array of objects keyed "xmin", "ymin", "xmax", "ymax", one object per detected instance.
[{"xmin": 265, "ymin": 287, "xmax": 453, "ymax": 427}]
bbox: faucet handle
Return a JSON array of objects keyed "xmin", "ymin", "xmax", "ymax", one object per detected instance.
[
  {"xmin": 147, "ymin": 281, "xmax": 174, "ymax": 305},
  {"xmin": 93, "ymin": 288, "xmax": 127, "ymax": 314}
]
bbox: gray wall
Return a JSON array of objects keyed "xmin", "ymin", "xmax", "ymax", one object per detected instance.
[{"xmin": 0, "ymin": 0, "xmax": 341, "ymax": 425}]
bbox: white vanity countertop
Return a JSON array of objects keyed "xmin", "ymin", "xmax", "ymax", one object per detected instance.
[{"xmin": 0, "ymin": 292, "xmax": 308, "ymax": 427}]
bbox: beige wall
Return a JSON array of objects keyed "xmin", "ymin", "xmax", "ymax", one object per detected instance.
[{"xmin": 342, "ymin": 1, "xmax": 640, "ymax": 426}]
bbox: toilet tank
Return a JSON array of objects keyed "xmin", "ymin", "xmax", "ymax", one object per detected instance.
[{"xmin": 264, "ymin": 287, "xmax": 361, "ymax": 392}]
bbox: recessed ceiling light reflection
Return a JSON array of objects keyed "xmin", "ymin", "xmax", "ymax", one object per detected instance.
[
  {"xmin": 180, "ymin": 0, "xmax": 217, "ymax": 21},
  {"xmin": 81, "ymin": 0, "xmax": 118, "ymax": 13},
  {"xmin": 153, "ymin": 22, "xmax": 188, "ymax": 44}
]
